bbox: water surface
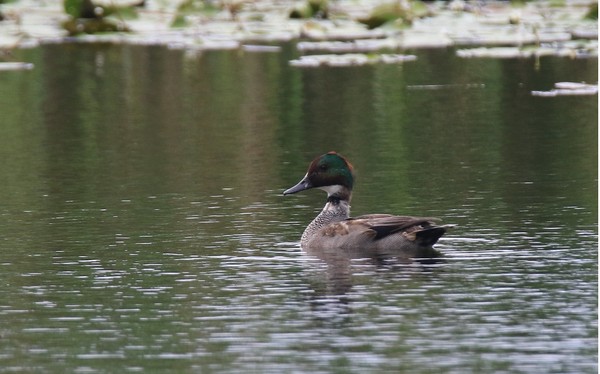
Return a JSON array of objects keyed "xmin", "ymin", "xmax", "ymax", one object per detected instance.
[{"xmin": 0, "ymin": 44, "xmax": 597, "ymax": 373}]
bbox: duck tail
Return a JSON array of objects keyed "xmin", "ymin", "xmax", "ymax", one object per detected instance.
[{"xmin": 416, "ymin": 226, "xmax": 447, "ymax": 247}]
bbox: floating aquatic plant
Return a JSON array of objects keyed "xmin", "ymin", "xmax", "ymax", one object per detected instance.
[
  {"xmin": 0, "ymin": 0, "xmax": 593, "ymax": 57},
  {"xmin": 457, "ymin": 43, "xmax": 599, "ymax": 59},
  {"xmin": 585, "ymin": 1, "xmax": 598, "ymax": 19},
  {"xmin": 297, "ymin": 39, "xmax": 399, "ymax": 53},
  {"xmin": 357, "ymin": 0, "xmax": 431, "ymax": 30},
  {"xmin": 289, "ymin": 0, "xmax": 329, "ymax": 19},
  {"xmin": 64, "ymin": 0, "xmax": 140, "ymax": 19},
  {"xmin": 0, "ymin": 62, "xmax": 34, "ymax": 71},
  {"xmin": 62, "ymin": 0, "xmax": 136, "ymax": 35},
  {"xmin": 171, "ymin": 0, "xmax": 219, "ymax": 27},
  {"xmin": 289, "ymin": 53, "xmax": 416, "ymax": 67},
  {"xmin": 532, "ymin": 82, "xmax": 598, "ymax": 96}
]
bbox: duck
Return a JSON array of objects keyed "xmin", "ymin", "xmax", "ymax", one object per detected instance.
[{"xmin": 283, "ymin": 151, "xmax": 447, "ymax": 258}]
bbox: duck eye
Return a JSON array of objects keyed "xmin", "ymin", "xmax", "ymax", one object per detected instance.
[{"xmin": 319, "ymin": 164, "xmax": 328, "ymax": 171}]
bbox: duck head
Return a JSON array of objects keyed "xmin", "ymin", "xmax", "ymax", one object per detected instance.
[{"xmin": 283, "ymin": 151, "xmax": 354, "ymax": 200}]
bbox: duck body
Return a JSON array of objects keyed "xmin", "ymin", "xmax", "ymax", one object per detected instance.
[{"xmin": 284, "ymin": 152, "xmax": 446, "ymax": 258}]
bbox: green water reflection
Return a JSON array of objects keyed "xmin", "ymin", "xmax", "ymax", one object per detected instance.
[{"xmin": 0, "ymin": 43, "xmax": 596, "ymax": 373}]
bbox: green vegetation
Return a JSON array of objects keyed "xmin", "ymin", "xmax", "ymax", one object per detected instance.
[
  {"xmin": 357, "ymin": 1, "xmax": 431, "ymax": 29},
  {"xmin": 62, "ymin": 0, "xmax": 138, "ymax": 35},
  {"xmin": 585, "ymin": 1, "xmax": 598, "ymax": 19},
  {"xmin": 289, "ymin": 0, "xmax": 329, "ymax": 19},
  {"xmin": 548, "ymin": 0, "xmax": 567, "ymax": 7},
  {"xmin": 171, "ymin": 0, "xmax": 219, "ymax": 28}
]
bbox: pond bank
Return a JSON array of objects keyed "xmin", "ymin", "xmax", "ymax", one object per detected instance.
[{"xmin": 0, "ymin": 0, "xmax": 597, "ymax": 55}]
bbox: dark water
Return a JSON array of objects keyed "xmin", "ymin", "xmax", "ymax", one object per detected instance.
[{"xmin": 0, "ymin": 43, "xmax": 596, "ymax": 373}]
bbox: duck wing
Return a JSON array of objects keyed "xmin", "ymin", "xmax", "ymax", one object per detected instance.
[{"xmin": 347, "ymin": 214, "xmax": 446, "ymax": 246}]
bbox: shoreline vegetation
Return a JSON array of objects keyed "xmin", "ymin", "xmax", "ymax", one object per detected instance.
[
  {"xmin": 0, "ymin": 0, "xmax": 596, "ymax": 49},
  {"xmin": 0, "ymin": 0, "xmax": 597, "ymax": 78}
]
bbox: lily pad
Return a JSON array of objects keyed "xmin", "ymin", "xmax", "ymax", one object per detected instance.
[
  {"xmin": 289, "ymin": 53, "xmax": 416, "ymax": 67},
  {"xmin": 457, "ymin": 47, "xmax": 532, "ymax": 58},
  {"xmin": 297, "ymin": 39, "xmax": 399, "ymax": 53},
  {"xmin": 532, "ymin": 82, "xmax": 598, "ymax": 96},
  {"xmin": 242, "ymin": 44, "xmax": 281, "ymax": 52},
  {"xmin": 457, "ymin": 44, "xmax": 598, "ymax": 59},
  {"xmin": 0, "ymin": 62, "xmax": 34, "ymax": 71}
]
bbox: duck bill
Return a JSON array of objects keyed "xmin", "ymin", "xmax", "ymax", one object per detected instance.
[{"xmin": 283, "ymin": 175, "xmax": 312, "ymax": 195}]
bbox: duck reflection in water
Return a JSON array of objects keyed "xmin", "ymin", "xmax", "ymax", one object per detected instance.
[{"xmin": 303, "ymin": 247, "xmax": 445, "ymax": 325}]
